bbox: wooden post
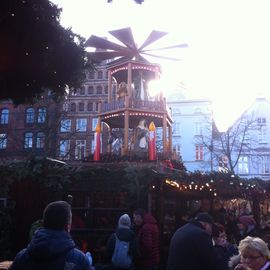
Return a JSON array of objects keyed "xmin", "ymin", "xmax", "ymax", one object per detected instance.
[
  {"xmin": 124, "ymin": 110, "xmax": 129, "ymax": 155},
  {"xmin": 108, "ymin": 70, "xmax": 112, "ymax": 102},
  {"xmin": 168, "ymin": 124, "xmax": 172, "ymax": 155},
  {"xmin": 107, "ymin": 126, "xmax": 112, "ymax": 153},
  {"xmin": 163, "ymin": 114, "xmax": 167, "ymax": 155},
  {"xmin": 126, "ymin": 62, "xmax": 132, "ymax": 108}
]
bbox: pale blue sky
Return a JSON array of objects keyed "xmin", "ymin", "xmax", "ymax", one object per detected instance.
[{"xmin": 51, "ymin": 0, "xmax": 270, "ymax": 131}]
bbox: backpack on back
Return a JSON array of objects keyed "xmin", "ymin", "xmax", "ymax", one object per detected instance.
[{"xmin": 112, "ymin": 234, "xmax": 132, "ymax": 268}]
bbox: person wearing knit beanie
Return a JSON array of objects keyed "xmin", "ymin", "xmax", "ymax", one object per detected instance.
[
  {"xmin": 106, "ymin": 213, "xmax": 140, "ymax": 269},
  {"xmin": 118, "ymin": 214, "xmax": 131, "ymax": 229}
]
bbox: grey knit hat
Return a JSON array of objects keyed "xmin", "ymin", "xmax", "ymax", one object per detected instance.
[{"xmin": 118, "ymin": 214, "xmax": 131, "ymax": 228}]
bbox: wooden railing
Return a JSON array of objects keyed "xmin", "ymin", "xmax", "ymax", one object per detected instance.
[
  {"xmin": 101, "ymin": 99, "xmax": 125, "ymax": 112},
  {"xmin": 101, "ymin": 98, "xmax": 164, "ymax": 113}
]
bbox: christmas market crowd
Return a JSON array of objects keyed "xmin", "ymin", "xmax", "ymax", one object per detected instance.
[{"xmin": 4, "ymin": 196, "xmax": 270, "ymax": 270}]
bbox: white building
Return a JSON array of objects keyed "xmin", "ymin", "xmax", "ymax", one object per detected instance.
[
  {"xmin": 231, "ymin": 97, "xmax": 270, "ymax": 180},
  {"xmin": 167, "ymin": 98, "xmax": 215, "ymax": 172}
]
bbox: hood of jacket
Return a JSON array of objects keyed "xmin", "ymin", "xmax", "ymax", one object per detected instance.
[
  {"xmin": 143, "ymin": 213, "xmax": 157, "ymax": 225},
  {"xmin": 26, "ymin": 228, "xmax": 75, "ymax": 262}
]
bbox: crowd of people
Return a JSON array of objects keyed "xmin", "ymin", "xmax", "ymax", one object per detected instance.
[{"xmin": 7, "ymin": 198, "xmax": 270, "ymax": 270}]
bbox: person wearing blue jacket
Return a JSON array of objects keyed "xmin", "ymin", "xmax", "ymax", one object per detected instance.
[{"xmin": 9, "ymin": 200, "xmax": 91, "ymax": 270}]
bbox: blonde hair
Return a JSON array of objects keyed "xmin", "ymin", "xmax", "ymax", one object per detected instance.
[{"xmin": 239, "ymin": 236, "xmax": 270, "ymax": 259}]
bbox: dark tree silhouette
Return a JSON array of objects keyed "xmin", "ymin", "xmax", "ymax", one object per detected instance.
[
  {"xmin": 196, "ymin": 115, "xmax": 258, "ymax": 174},
  {"xmin": 0, "ymin": 0, "xmax": 93, "ymax": 104},
  {"xmin": 108, "ymin": 0, "xmax": 144, "ymax": 3}
]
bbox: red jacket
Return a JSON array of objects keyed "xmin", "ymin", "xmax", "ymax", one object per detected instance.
[{"xmin": 137, "ymin": 213, "xmax": 160, "ymax": 267}]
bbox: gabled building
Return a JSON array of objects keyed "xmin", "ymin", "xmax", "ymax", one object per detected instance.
[
  {"xmin": 0, "ymin": 92, "xmax": 59, "ymax": 161},
  {"xmin": 0, "ymin": 62, "xmax": 116, "ymax": 163},
  {"xmin": 167, "ymin": 98, "xmax": 216, "ymax": 172},
  {"xmin": 231, "ymin": 97, "xmax": 270, "ymax": 180},
  {"xmin": 57, "ymin": 62, "xmax": 114, "ymax": 161}
]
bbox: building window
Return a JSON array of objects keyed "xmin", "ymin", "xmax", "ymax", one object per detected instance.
[
  {"xmin": 76, "ymin": 119, "xmax": 87, "ymax": 132},
  {"xmin": 79, "ymin": 102, "xmax": 84, "ymax": 111},
  {"xmin": 36, "ymin": 132, "xmax": 45, "ymax": 149},
  {"xmin": 62, "ymin": 102, "xmax": 69, "ymax": 112},
  {"xmin": 70, "ymin": 103, "xmax": 76, "ymax": 112},
  {"xmin": 218, "ymin": 155, "xmax": 229, "ymax": 172},
  {"xmin": 88, "ymin": 86, "xmax": 94, "ymax": 95},
  {"xmin": 75, "ymin": 140, "xmax": 86, "ymax": 160},
  {"xmin": 259, "ymin": 156, "xmax": 270, "ymax": 174},
  {"xmin": 87, "ymin": 103, "xmax": 93, "ymax": 111},
  {"xmin": 0, "ymin": 109, "xmax": 9, "ymax": 124},
  {"xmin": 258, "ymin": 127, "xmax": 267, "ymax": 143},
  {"xmin": 194, "ymin": 108, "xmax": 202, "ymax": 114},
  {"xmin": 173, "ymin": 122, "xmax": 180, "ymax": 135},
  {"xmin": 257, "ymin": 117, "xmax": 266, "ymax": 125},
  {"xmin": 26, "ymin": 108, "xmax": 35, "ymax": 123},
  {"xmin": 59, "ymin": 140, "xmax": 70, "ymax": 159},
  {"xmin": 105, "ymin": 85, "xmax": 108, "ymax": 94},
  {"xmin": 195, "ymin": 144, "xmax": 203, "ymax": 160},
  {"xmin": 243, "ymin": 133, "xmax": 250, "ymax": 145},
  {"xmin": 91, "ymin": 138, "xmax": 95, "ymax": 154},
  {"xmin": 0, "ymin": 134, "xmax": 7, "ymax": 149},
  {"xmin": 194, "ymin": 122, "xmax": 203, "ymax": 136},
  {"xmin": 88, "ymin": 71, "xmax": 95, "ymax": 79},
  {"xmin": 96, "ymin": 85, "xmax": 102, "ymax": 95},
  {"xmin": 238, "ymin": 156, "xmax": 249, "ymax": 174},
  {"xmin": 79, "ymin": 87, "xmax": 85, "ymax": 95},
  {"xmin": 97, "ymin": 71, "xmax": 103, "ymax": 79},
  {"xmin": 24, "ymin": 132, "xmax": 33, "ymax": 148},
  {"xmin": 60, "ymin": 119, "xmax": 71, "ymax": 132},
  {"xmin": 37, "ymin": 108, "xmax": 46, "ymax": 123},
  {"xmin": 175, "ymin": 144, "xmax": 181, "ymax": 156},
  {"xmin": 92, "ymin": 118, "xmax": 98, "ymax": 131}
]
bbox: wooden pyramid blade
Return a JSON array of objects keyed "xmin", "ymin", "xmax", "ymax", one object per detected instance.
[
  {"xmin": 108, "ymin": 56, "xmax": 133, "ymax": 66},
  {"xmin": 143, "ymin": 43, "xmax": 188, "ymax": 52},
  {"xmin": 89, "ymin": 51, "xmax": 126, "ymax": 61},
  {"xmin": 139, "ymin": 30, "xmax": 168, "ymax": 50},
  {"xmin": 109, "ymin": 27, "xmax": 137, "ymax": 49},
  {"xmin": 135, "ymin": 54, "xmax": 150, "ymax": 63},
  {"xmin": 142, "ymin": 52, "xmax": 181, "ymax": 61},
  {"xmin": 85, "ymin": 35, "xmax": 126, "ymax": 51}
]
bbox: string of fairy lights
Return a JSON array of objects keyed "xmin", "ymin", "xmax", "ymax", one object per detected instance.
[{"xmin": 159, "ymin": 173, "xmax": 267, "ymax": 198}]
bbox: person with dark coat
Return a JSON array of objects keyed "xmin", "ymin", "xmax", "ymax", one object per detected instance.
[
  {"xmin": 106, "ymin": 214, "xmax": 139, "ymax": 270},
  {"xmin": 133, "ymin": 208, "xmax": 160, "ymax": 270},
  {"xmin": 9, "ymin": 201, "xmax": 91, "ymax": 270},
  {"xmin": 212, "ymin": 222, "xmax": 239, "ymax": 270},
  {"xmin": 167, "ymin": 212, "xmax": 222, "ymax": 270}
]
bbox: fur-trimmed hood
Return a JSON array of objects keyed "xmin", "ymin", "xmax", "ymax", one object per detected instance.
[{"xmin": 228, "ymin": 254, "xmax": 240, "ymax": 270}]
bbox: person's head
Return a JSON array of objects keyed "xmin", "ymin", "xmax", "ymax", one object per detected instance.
[
  {"xmin": 238, "ymin": 236, "xmax": 270, "ymax": 270},
  {"xmin": 133, "ymin": 208, "xmax": 146, "ymax": 227},
  {"xmin": 118, "ymin": 214, "xmax": 131, "ymax": 229},
  {"xmin": 213, "ymin": 199, "xmax": 223, "ymax": 211},
  {"xmin": 212, "ymin": 222, "xmax": 227, "ymax": 247},
  {"xmin": 200, "ymin": 198, "xmax": 211, "ymax": 212},
  {"xmin": 43, "ymin": 201, "xmax": 72, "ymax": 232},
  {"xmin": 238, "ymin": 215, "xmax": 256, "ymax": 230},
  {"xmin": 194, "ymin": 212, "xmax": 214, "ymax": 235}
]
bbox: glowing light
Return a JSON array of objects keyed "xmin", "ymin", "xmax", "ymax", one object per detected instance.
[
  {"xmin": 148, "ymin": 80, "xmax": 162, "ymax": 98},
  {"xmin": 165, "ymin": 179, "xmax": 179, "ymax": 188}
]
